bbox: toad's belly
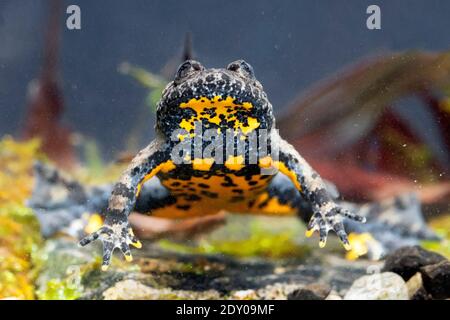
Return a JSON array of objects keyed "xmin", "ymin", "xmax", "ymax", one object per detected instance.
[{"xmin": 151, "ymin": 164, "xmax": 274, "ymax": 218}]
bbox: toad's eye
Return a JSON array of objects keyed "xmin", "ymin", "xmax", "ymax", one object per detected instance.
[
  {"xmin": 226, "ymin": 60, "xmax": 255, "ymax": 79},
  {"xmin": 174, "ymin": 60, "xmax": 204, "ymax": 84}
]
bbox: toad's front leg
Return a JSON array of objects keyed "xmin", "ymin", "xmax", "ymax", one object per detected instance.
[
  {"xmin": 259, "ymin": 132, "xmax": 366, "ymax": 250},
  {"xmin": 79, "ymin": 137, "xmax": 173, "ymax": 270}
]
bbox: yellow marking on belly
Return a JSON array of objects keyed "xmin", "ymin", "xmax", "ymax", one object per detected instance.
[
  {"xmin": 151, "ymin": 201, "xmax": 220, "ymax": 219},
  {"xmin": 259, "ymin": 156, "xmax": 301, "ymax": 191},
  {"xmin": 161, "ymin": 173, "xmax": 269, "ymax": 198},
  {"xmin": 245, "ymin": 192, "xmax": 296, "ymax": 216},
  {"xmin": 177, "ymin": 96, "xmax": 260, "ymax": 140},
  {"xmin": 192, "ymin": 158, "xmax": 214, "ymax": 171},
  {"xmin": 154, "ymin": 171, "xmax": 299, "ymax": 219},
  {"xmin": 136, "ymin": 160, "xmax": 176, "ymax": 197},
  {"xmin": 225, "ymin": 155, "xmax": 245, "ymax": 171}
]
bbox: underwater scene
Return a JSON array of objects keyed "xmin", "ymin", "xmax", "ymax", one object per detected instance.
[{"xmin": 0, "ymin": 0, "xmax": 449, "ymax": 301}]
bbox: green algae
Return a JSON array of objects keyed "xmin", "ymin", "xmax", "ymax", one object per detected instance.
[
  {"xmin": 0, "ymin": 137, "xmax": 44, "ymax": 299},
  {"xmin": 158, "ymin": 216, "xmax": 310, "ymax": 260},
  {"xmin": 37, "ymin": 279, "xmax": 82, "ymax": 300},
  {"xmin": 422, "ymin": 214, "xmax": 450, "ymax": 259},
  {"xmin": 34, "ymin": 239, "xmax": 140, "ymax": 300}
]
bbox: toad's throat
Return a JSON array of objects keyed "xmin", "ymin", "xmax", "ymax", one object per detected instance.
[{"xmin": 177, "ymin": 96, "xmax": 260, "ymax": 138}]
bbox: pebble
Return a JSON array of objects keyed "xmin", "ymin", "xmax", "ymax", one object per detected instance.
[
  {"xmin": 325, "ymin": 290, "xmax": 342, "ymax": 300},
  {"xmin": 102, "ymin": 280, "xmax": 160, "ymax": 300},
  {"xmin": 256, "ymin": 283, "xmax": 301, "ymax": 300},
  {"xmin": 230, "ymin": 290, "xmax": 258, "ymax": 300},
  {"xmin": 383, "ymin": 246, "xmax": 446, "ymax": 280},
  {"xmin": 287, "ymin": 283, "xmax": 331, "ymax": 300},
  {"xmin": 344, "ymin": 272, "xmax": 409, "ymax": 300},
  {"xmin": 102, "ymin": 279, "xmax": 222, "ymax": 300},
  {"xmin": 405, "ymin": 272, "xmax": 430, "ymax": 300},
  {"xmin": 420, "ymin": 260, "xmax": 450, "ymax": 299}
]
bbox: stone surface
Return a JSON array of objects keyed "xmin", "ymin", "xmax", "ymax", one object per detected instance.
[
  {"xmin": 325, "ymin": 290, "xmax": 342, "ymax": 300},
  {"xmin": 405, "ymin": 272, "xmax": 430, "ymax": 300},
  {"xmin": 344, "ymin": 272, "xmax": 409, "ymax": 300},
  {"xmin": 103, "ymin": 280, "xmax": 160, "ymax": 300},
  {"xmin": 383, "ymin": 246, "xmax": 446, "ymax": 280},
  {"xmin": 287, "ymin": 283, "xmax": 331, "ymax": 300},
  {"xmin": 103, "ymin": 279, "xmax": 222, "ymax": 300},
  {"xmin": 420, "ymin": 260, "xmax": 450, "ymax": 299},
  {"xmin": 230, "ymin": 290, "xmax": 258, "ymax": 300},
  {"xmin": 33, "ymin": 239, "xmax": 450, "ymax": 300},
  {"xmin": 33, "ymin": 237, "xmax": 382, "ymax": 300}
]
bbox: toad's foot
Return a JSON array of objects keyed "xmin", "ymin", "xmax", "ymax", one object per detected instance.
[
  {"xmin": 79, "ymin": 221, "xmax": 142, "ymax": 271},
  {"xmin": 305, "ymin": 203, "xmax": 366, "ymax": 250}
]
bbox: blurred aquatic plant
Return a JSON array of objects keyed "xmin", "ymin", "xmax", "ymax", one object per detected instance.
[
  {"xmin": 34, "ymin": 239, "xmax": 139, "ymax": 300},
  {"xmin": 36, "ymin": 278, "xmax": 82, "ymax": 300},
  {"xmin": 118, "ymin": 62, "xmax": 167, "ymax": 112},
  {"xmin": 117, "ymin": 34, "xmax": 193, "ymax": 152},
  {"xmin": 71, "ymin": 136, "xmax": 127, "ymax": 185},
  {"xmin": 21, "ymin": 0, "xmax": 77, "ymax": 170},
  {"xmin": 75, "ymin": 160, "xmax": 126, "ymax": 186},
  {"xmin": 0, "ymin": 137, "xmax": 44, "ymax": 204},
  {"xmin": 422, "ymin": 214, "xmax": 450, "ymax": 259},
  {"xmin": 379, "ymin": 126, "xmax": 435, "ymax": 182},
  {"xmin": 278, "ymin": 51, "xmax": 450, "ymax": 203},
  {"xmin": 440, "ymin": 85, "xmax": 450, "ymax": 114},
  {"xmin": 0, "ymin": 137, "xmax": 44, "ymax": 299},
  {"xmin": 82, "ymin": 138, "xmax": 105, "ymax": 179},
  {"xmin": 33, "ymin": 240, "xmax": 96, "ymax": 300},
  {"xmin": 118, "ymin": 62, "xmax": 168, "ymax": 152},
  {"xmin": 118, "ymin": 33, "xmax": 194, "ymax": 113},
  {"xmin": 0, "ymin": 205, "xmax": 42, "ymax": 300}
]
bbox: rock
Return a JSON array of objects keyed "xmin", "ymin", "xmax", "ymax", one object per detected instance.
[
  {"xmin": 230, "ymin": 290, "xmax": 257, "ymax": 300},
  {"xmin": 420, "ymin": 260, "xmax": 450, "ymax": 299},
  {"xmin": 383, "ymin": 246, "xmax": 446, "ymax": 280},
  {"xmin": 406, "ymin": 272, "xmax": 421, "ymax": 299},
  {"xmin": 405, "ymin": 272, "xmax": 431, "ymax": 300},
  {"xmin": 410, "ymin": 287, "xmax": 431, "ymax": 300},
  {"xmin": 84, "ymin": 248, "xmax": 377, "ymax": 300},
  {"xmin": 103, "ymin": 279, "xmax": 222, "ymax": 300},
  {"xmin": 325, "ymin": 290, "xmax": 342, "ymax": 300},
  {"xmin": 35, "ymin": 232, "xmax": 385, "ymax": 300},
  {"xmin": 287, "ymin": 283, "xmax": 331, "ymax": 300},
  {"xmin": 344, "ymin": 272, "xmax": 409, "ymax": 300},
  {"xmin": 256, "ymin": 283, "xmax": 301, "ymax": 300},
  {"xmin": 103, "ymin": 280, "xmax": 160, "ymax": 300}
]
